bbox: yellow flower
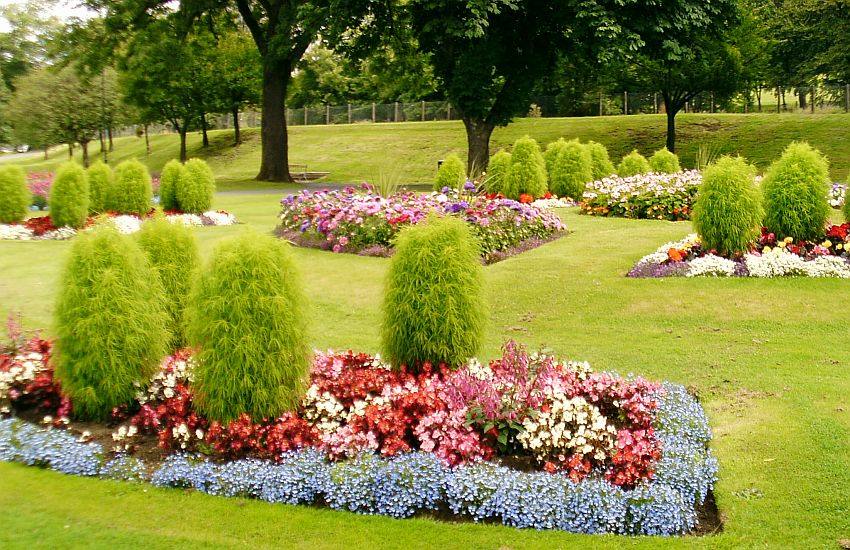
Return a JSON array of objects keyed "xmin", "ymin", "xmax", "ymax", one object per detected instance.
[
  {"xmin": 838, "ymin": 243, "xmax": 844, "ymax": 250},
  {"xmin": 784, "ymin": 236, "xmax": 793, "ymax": 243},
  {"xmin": 777, "ymin": 241, "xmax": 787, "ymax": 248},
  {"xmin": 763, "ymin": 246, "xmax": 772, "ymax": 253},
  {"xmin": 822, "ymin": 240, "xmax": 832, "ymax": 248}
]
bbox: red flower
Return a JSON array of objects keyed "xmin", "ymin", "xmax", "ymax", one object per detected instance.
[{"xmin": 519, "ymin": 193, "xmax": 533, "ymax": 204}]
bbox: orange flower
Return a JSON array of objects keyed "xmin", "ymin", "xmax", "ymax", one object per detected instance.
[
  {"xmin": 519, "ymin": 193, "xmax": 533, "ymax": 204},
  {"xmin": 544, "ymin": 191, "xmax": 552, "ymax": 199},
  {"xmin": 667, "ymin": 248, "xmax": 684, "ymax": 262}
]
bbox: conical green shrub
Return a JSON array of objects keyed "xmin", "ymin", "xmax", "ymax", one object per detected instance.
[
  {"xmin": 108, "ymin": 159, "xmax": 152, "ymax": 215},
  {"xmin": 484, "ymin": 151, "xmax": 511, "ymax": 194},
  {"xmin": 550, "ymin": 140, "xmax": 593, "ymax": 200},
  {"xmin": 158, "ymin": 159, "xmax": 185, "ymax": 212},
  {"xmin": 86, "ymin": 162, "xmax": 113, "ymax": 214},
  {"xmin": 503, "ymin": 136, "xmax": 547, "ymax": 200},
  {"xmin": 617, "ymin": 150, "xmax": 651, "ymax": 177},
  {"xmin": 186, "ymin": 231, "xmax": 310, "ymax": 423},
  {"xmin": 136, "ymin": 217, "xmax": 200, "ymax": 351},
  {"xmin": 435, "ymin": 154, "xmax": 466, "ymax": 191},
  {"xmin": 649, "ymin": 147, "xmax": 681, "ymax": 174},
  {"xmin": 586, "ymin": 141, "xmax": 615, "ymax": 181},
  {"xmin": 381, "ymin": 215, "xmax": 486, "ymax": 371},
  {"xmin": 53, "ymin": 225, "xmax": 170, "ymax": 420},
  {"xmin": 0, "ymin": 165, "xmax": 29, "ymax": 224},
  {"xmin": 178, "ymin": 158, "xmax": 216, "ymax": 214},
  {"xmin": 692, "ymin": 156, "xmax": 763, "ymax": 256},
  {"xmin": 49, "ymin": 162, "xmax": 89, "ymax": 229},
  {"xmin": 762, "ymin": 142, "xmax": 830, "ymax": 241},
  {"xmin": 543, "ymin": 139, "xmax": 568, "ymax": 186}
]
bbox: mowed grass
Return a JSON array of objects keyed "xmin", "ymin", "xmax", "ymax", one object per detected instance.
[
  {"xmin": 1, "ymin": 194, "xmax": 850, "ymax": 548},
  {"xmin": 9, "ymin": 112, "xmax": 850, "ymax": 188}
]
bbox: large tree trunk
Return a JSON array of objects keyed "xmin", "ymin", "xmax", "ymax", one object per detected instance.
[
  {"xmin": 232, "ymin": 106, "xmax": 241, "ymax": 146},
  {"xmin": 662, "ymin": 95, "xmax": 683, "ymax": 153},
  {"xmin": 201, "ymin": 113, "xmax": 210, "ymax": 147},
  {"xmin": 80, "ymin": 140, "xmax": 90, "ymax": 168},
  {"xmin": 462, "ymin": 117, "xmax": 496, "ymax": 177},
  {"xmin": 256, "ymin": 62, "xmax": 293, "ymax": 182}
]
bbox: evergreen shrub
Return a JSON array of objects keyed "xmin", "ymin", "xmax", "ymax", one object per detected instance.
[
  {"xmin": 186, "ymin": 231, "xmax": 310, "ymax": 423},
  {"xmin": 543, "ymin": 139, "xmax": 568, "ymax": 186},
  {"xmin": 178, "ymin": 158, "xmax": 215, "ymax": 214},
  {"xmin": 49, "ymin": 162, "xmax": 90, "ymax": 229},
  {"xmin": 434, "ymin": 154, "xmax": 466, "ymax": 191},
  {"xmin": 53, "ymin": 225, "xmax": 169, "ymax": 420},
  {"xmin": 649, "ymin": 148, "xmax": 681, "ymax": 174},
  {"xmin": 109, "ymin": 159, "xmax": 152, "ymax": 215},
  {"xmin": 0, "ymin": 165, "xmax": 29, "ymax": 224},
  {"xmin": 503, "ymin": 136, "xmax": 547, "ymax": 200},
  {"xmin": 136, "ymin": 217, "xmax": 200, "ymax": 351},
  {"xmin": 86, "ymin": 162, "xmax": 113, "ymax": 214},
  {"xmin": 586, "ymin": 141, "xmax": 615, "ymax": 181},
  {"xmin": 618, "ymin": 150, "xmax": 651, "ymax": 177},
  {"xmin": 762, "ymin": 142, "xmax": 830, "ymax": 241},
  {"xmin": 484, "ymin": 151, "xmax": 511, "ymax": 194},
  {"xmin": 692, "ymin": 156, "xmax": 763, "ymax": 256},
  {"xmin": 550, "ymin": 140, "xmax": 593, "ymax": 200},
  {"xmin": 381, "ymin": 215, "xmax": 486, "ymax": 371},
  {"xmin": 158, "ymin": 159, "xmax": 185, "ymax": 212}
]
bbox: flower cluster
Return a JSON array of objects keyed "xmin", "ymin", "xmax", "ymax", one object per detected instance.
[
  {"xmin": 0, "ymin": 336, "xmax": 68, "ymax": 420},
  {"xmin": 27, "ymin": 172, "xmax": 53, "ymax": 210},
  {"xmin": 580, "ymin": 171, "xmax": 702, "ymax": 221},
  {"xmin": 277, "ymin": 187, "xmax": 566, "ymax": 263},
  {"xmin": 829, "ymin": 183, "xmax": 846, "ymax": 208}
]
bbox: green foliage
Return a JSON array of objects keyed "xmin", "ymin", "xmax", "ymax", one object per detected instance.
[
  {"xmin": 762, "ymin": 142, "xmax": 830, "ymax": 241},
  {"xmin": 49, "ymin": 162, "xmax": 89, "ymax": 229},
  {"xmin": 435, "ymin": 154, "xmax": 466, "ymax": 191},
  {"xmin": 177, "ymin": 158, "xmax": 216, "ymax": 214},
  {"xmin": 692, "ymin": 156, "xmax": 763, "ymax": 256},
  {"xmin": 186, "ymin": 231, "xmax": 310, "ymax": 423},
  {"xmin": 618, "ymin": 150, "xmax": 651, "ymax": 177},
  {"xmin": 109, "ymin": 159, "xmax": 152, "ymax": 215},
  {"xmin": 649, "ymin": 147, "xmax": 681, "ymax": 174},
  {"xmin": 543, "ymin": 139, "xmax": 568, "ymax": 185},
  {"xmin": 136, "ymin": 217, "xmax": 199, "ymax": 352},
  {"xmin": 0, "ymin": 165, "xmax": 29, "ymax": 224},
  {"xmin": 586, "ymin": 141, "xmax": 615, "ymax": 181},
  {"xmin": 86, "ymin": 162, "xmax": 113, "ymax": 215},
  {"xmin": 550, "ymin": 140, "xmax": 593, "ymax": 200},
  {"xmin": 503, "ymin": 136, "xmax": 548, "ymax": 200},
  {"xmin": 158, "ymin": 160, "xmax": 184, "ymax": 212},
  {"xmin": 52, "ymin": 225, "xmax": 169, "ymax": 421},
  {"xmin": 381, "ymin": 215, "xmax": 486, "ymax": 371},
  {"xmin": 484, "ymin": 151, "xmax": 512, "ymax": 194}
]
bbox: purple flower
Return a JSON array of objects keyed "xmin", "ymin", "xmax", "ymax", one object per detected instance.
[
  {"xmin": 463, "ymin": 181, "xmax": 476, "ymax": 191},
  {"xmin": 441, "ymin": 186, "xmax": 450, "ymax": 194},
  {"xmin": 300, "ymin": 220, "xmax": 311, "ymax": 232}
]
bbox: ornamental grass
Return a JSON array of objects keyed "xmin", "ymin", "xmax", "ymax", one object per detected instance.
[
  {"xmin": 550, "ymin": 140, "xmax": 593, "ymax": 200},
  {"xmin": 504, "ymin": 136, "xmax": 547, "ymax": 200},
  {"xmin": 49, "ymin": 162, "xmax": 89, "ymax": 229},
  {"xmin": 86, "ymin": 162, "xmax": 113, "ymax": 215},
  {"xmin": 178, "ymin": 158, "xmax": 216, "ymax": 214},
  {"xmin": 0, "ymin": 165, "xmax": 29, "ymax": 224},
  {"xmin": 108, "ymin": 159, "xmax": 152, "ymax": 216},
  {"xmin": 158, "ymin": 159, "xmax": 185, "ymax": 212},
  {"xmin": 649, "ymin": 148, "xmax": 681, "ymax": 174},
  {"xmin": 617, "ymin": 150, "xmax": 651, "ymax": 177},
  {"xmin": 484, "ymin": 150, "xmax": 511, "ymax": 194},
  {"xmin": 434, "ymin": 154, "xmax": 466, "ymax": 191},
  {"xmin": 586, "ymin": 141, "xmax": 615, "ymax": 181}
]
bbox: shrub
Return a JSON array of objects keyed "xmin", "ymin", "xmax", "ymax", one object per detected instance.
[
  {"xmin": 586, "ymin": 141, "xmax": 615, "ymax": 181},
  {"xmin": 381, "ymin": 215, "xmax": 486, "ymax": 371},
  {"xmin": 543, "ymin": 139, "xmax": 568, "ymax": 185},
  {"xmin": 136, "ymin": 217, "xmax": 200, "ymax": 351},
  {"xmin": 762, "ymin": 142, "xmax": 830, "ymax": 241},
  {"xmin": 86, "ymin": 162, "xmax": 113, "ymax": 215},
  {"xmin": 503, "ymin": 136, "xmax": 548, "ymax": 200},
  {"xmin": 49, "ymin": 162, "xmax": 89, "ymax": 229},
  {"xmin": 649, "ymin": 148, "xmax": 681, "ymax": 174},
  {"xmin": 0, "ymin": 165, "xmax": 29, "ymax": 224},
  {"xmin": 484, "ymin": 151, "xmax": 512, "ymax": 195},
  {"xmin": 618, "ymin": 150, "xmax": 651, "ymax": 177},
  {"xmin": 158, "ymin": 159, "xmax": 184, "ymax": 212},
  {"xmin": 178, "ymin": 158, "xmax": 216, "ymax": 214},
  {"xmin": 692, "ymin": 156, "xmax": 763, "ymax": 256},
  {"xmin": 435, "ymin": 154, "xmax": 466, "ymax": 191},
  {"xmin": 108, "ymin": 159, "xmax": 152, "ymax": 215},
  {"xmin": 550, "ymin": 140, "xmax": 593, "ymax": 200},
  {"xmin": 186, "ymin": 231, "xmax": 310, "ymax": 423},
  {"xmin": 52, "ymin": 225, "xmax": 169, "ymax": 420}
]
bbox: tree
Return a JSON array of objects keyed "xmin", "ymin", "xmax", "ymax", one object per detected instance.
[
  {"xmin": 0, "ymin": 0, "xmax": 61, "ymax": 91},
  {"xmin": 211, "ymin": 29, "xmax": 261, "ymax": 146}
]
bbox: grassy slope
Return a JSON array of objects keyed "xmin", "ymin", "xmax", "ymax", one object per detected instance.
[
  {"xmin": 10, "ymin": 113, "xmax": 850, "ymax": 189},
  {"xmin": 1, "ymin": 196, "xmax": 850, "ymax": 548}
]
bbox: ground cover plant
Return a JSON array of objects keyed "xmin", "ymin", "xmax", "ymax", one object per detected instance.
[
  {"xmin": 581, "ymin": 171, "xmax": 702, "ymax": 220},
  {"xmin": 276, "ymin": 186, "xmax": 566, "ymax": 264}
]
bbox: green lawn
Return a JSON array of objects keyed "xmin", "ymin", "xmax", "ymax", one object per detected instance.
[
  {"xmin": 9, "ymin": 112, "xmax": 850, "ymax": 189},
  {"xmin": 1, "ymin": 193, "xmax": 849, "ymax": 548}
]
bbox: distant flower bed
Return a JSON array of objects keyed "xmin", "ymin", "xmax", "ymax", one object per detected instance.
[
  {"xmin": 276, "ymin": 187, "xmax": 567, "ymax": 264},
  {"xmin": 1, "ymin": 338, "xmax": 716, "ymax": 535},
  {"xmin": 580, "ymin": 171, "xmax": 702, "ymax": 221},
  {"xmin": 829, "ymin": 183, "xmax": 846, "ymax": 208},
  {"xmin": 0, "ymin": 210, "xmax": 237, "ymax": 241},
  {"xmin": 629, "ymin": 225, "xmax": 850, "ymax": 278}
]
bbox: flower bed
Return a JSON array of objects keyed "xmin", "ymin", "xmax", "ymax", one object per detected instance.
[
  {"xmin": 1, "ymin": 337, "xmax": 717, "ymax": 535},
  {"xmin": 629, "ymin": 225, "xmax": 850, "ymax": 278},
  {"xmin": 276, "ymin": 187, "xmax": 567, "ymax": 264},
  {"xmin": 0, "ymin": 210, "xmax": 238, "ymax": 241},
  {"xmin": 580, "ymin": 171, "xmax": 702, "ymax": 221}
]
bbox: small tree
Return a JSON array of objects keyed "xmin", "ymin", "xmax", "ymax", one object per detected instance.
[
  {"xmin": 86, "ymin": 162, "xmax": 113, "ymax": 215},
  {"xmin": 649, "ymin": 148, "xmax": 681, "ymax": 174},
  {"xmin": 484, "ymin": 151, "xmax": 512, "ymax": 195},
  {"xmin": 136, "ymin": 217, "xmax": 200, "ymax": 351},
  {"xmin": 762, "ymin": 142, "xmax": 830, "ymax": 241},
  {"xmin": 618, "ymin": 150, "xmax": 651, "ymax": 177},
  {"xmin": 53, "ymin": 225, "xmax": 169, "ymax": 420},
  {"xmin": 435, "ymin": 154, "xmax": 466, "ymax": 191},
  {"xmin": 586, "ymin": 141, "xmax": 615, "ymax": 181},
  {"xmin": 0, "ymin": 165, "xmax": 29, "ymax": 224},
  {"xmin": 186, "ymin": 231, "xmax": 310, "ymax": 423},
  {"xmin": 109, "ymin": 159, "xmax": 152, "ymax": 215},
  {"xmin": 158, "ymin": 159, "xmax": 185, "ymax": 212},
  {"xmin": 177, "ymin": 158, "xmax": 216, "ymax": 214},
  {"xmin": 692, "ymin": 156, "xmax": 762, "ymax": 256},
  {"xmin": 381, "ymin": 215, "xmax": 486, "ymax": 371},
  {"xmin": 503, "ymin": 136, "xmax": 547, "ymax": 200},
  {"xmin": 550, "ymin": 140, "xmax": 593, "ymax": 200},
  {"xmin": 49, "ymin": 162, "xmax": 90, "ymax": 229}
]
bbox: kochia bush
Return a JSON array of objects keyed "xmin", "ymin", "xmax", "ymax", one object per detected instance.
[
  {"xmin": 0, "ymin": 165, "xmax": 29, "ymax": 224},
  {"xmin": 52, "ymin": 226, "xmax": 169, "ymax": 420},
  {"xmin": 550, "ymin": 140, "xmax": 593, "ymax": 200},
  {"xmin": 586, "ymin": 141, "xmax": 615, "ymax": 181},
  {"xmin": 618, "ymin": 150, "xmax": 651, "ymax": 177},
  {"xmin": 381, "ymin": 215, "xmax": 486, "ymax": 371},
  {"xmin": 186, "ymin": 231, "xmax": 310, "ymax": 423},
  {"xmin": 158, "ymin": 160, "xmax": 185, "ymax": 212},
  {"xmin": 435, "ymin": 154, "xmax": 466, "ymax": 191},
  {"xmin": 503, "ymin": 136, "xmax": 547, "ymax": 200},
  {"xmin": 485, "ymin": 151, "xmax": 512, "ymax": 195},
  {"xmin": 178, "ymin": 158, "xmax": 216, "ymax": 214},
  {"xmin": 649, "ymin": 148, "xmax": 681, "ymax": 174},
  {"xmin": 49, "ymin": 162, "xmax": 90, "ymax": 229},
  {"xmin": 543, "ymin": 139, "xmax": 568, "ymax": 186},
  {"xmin": 109, "ymin": 159, "xmax": 152, "ymax": 215},
  {"xmin": 86, "ymin": 162, "xmax": 113, "ymax": 214},
  {"xmin": 692, "ymin": 156, "xmax": 763, "ymax": 256},
  {"xmin": 762, "ymin": 142, "xmax": 830, "ymax": 242}
]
